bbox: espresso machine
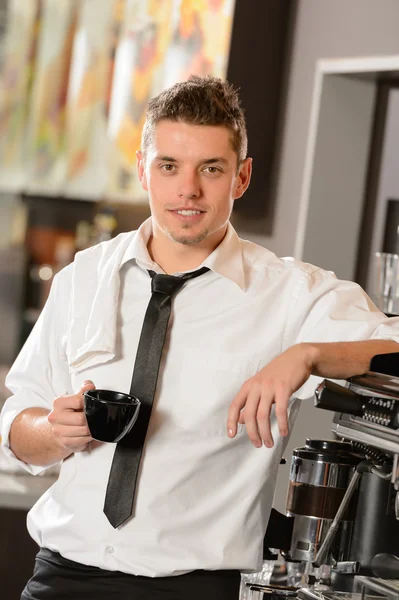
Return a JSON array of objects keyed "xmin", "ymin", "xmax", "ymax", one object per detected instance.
[{"xmin": 255, "ymin": 356, "xmax": 399, "ymax": 600}]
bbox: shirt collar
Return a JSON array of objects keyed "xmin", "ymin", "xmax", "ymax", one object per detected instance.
[
  {"xmin": 121, "ymin": 217, "xmax": 157, "ymax": 271},
  {"xmin": 202, "ymin": 223, "xmax": 245, "ymax": 291},
  {"xmin": 121, "ymin": 217, "xmax": 245, "ymax": 291}
]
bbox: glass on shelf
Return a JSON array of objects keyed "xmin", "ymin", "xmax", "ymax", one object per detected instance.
[{"xmin": 372, "ymin": 252, "xmax": 399, "ymax": 314}]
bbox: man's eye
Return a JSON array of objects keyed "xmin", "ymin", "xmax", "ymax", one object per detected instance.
[
  {"xmin": 161, "ymin": 164, "xmax": 175, "ymax": 172},
  {"xmin": 204, "ymin": 166, "xmax": 220, "ymax": 174}
]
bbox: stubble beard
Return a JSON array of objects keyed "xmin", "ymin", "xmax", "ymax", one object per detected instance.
[{"xmin": 166, "ymin": 223, "xmax": 210, "ymax": 246}]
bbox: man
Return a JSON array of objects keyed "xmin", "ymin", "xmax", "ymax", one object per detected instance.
[{"xmin": 1, "ymin": 75, "xmax": 399, "ymax": 600}]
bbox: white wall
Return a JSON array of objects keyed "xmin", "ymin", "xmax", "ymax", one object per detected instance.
[
  {"xmin": 237, "ymin": 0, "xmax": 399, "ymax": 514},
  {"xmin": 301, "ymin": 74, "xmax": 376, "ymax": 281},
  {"xmin": 237, "ymin": 0, "xmax": 399, "ymax": 257}
]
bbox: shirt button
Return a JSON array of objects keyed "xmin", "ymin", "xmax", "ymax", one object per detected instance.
[{"xmin": 106, "ymin": 546, "xmax": 114, "ymax": 554}]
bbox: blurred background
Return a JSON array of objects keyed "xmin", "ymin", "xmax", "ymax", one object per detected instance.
[{"xmin": 1, "ymin": 1, "xmax": 399, "ymax": 596}]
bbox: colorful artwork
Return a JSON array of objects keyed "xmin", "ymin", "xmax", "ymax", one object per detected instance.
[
  {"xmin": 106, "ymin": 0, "xmax": 236, "ymax": 203},
  {"xmin": 105, "ymin": 0, "xmax": 127, "ymax": 121},
  {"xmin": 162, "ymin": 0, "xmax": 236, "ymax": 89},
  {"xmin": 107, "ymin": 0, "xmax": 174, "ymax": 201},
  {"xmin": 0, "ymin": 0, "xmax": 41, "ymax": 192},
  {"xmin": 25, "ymin": 0, "xmax": 78, "ymax": 195},
  {"xmin": 64, "ymin": 0, "xmax": 124, "ymax": 199},
  {"xmin": 0, "ymin": 0, "xmax": 236, "ymax": 200}
]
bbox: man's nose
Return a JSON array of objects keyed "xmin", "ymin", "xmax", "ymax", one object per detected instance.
[{"xmin": 177, "ymin": 170, "xmax": 201, "ymax": 199}]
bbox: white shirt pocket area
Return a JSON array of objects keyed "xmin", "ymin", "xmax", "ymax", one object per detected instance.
[{"xmin": 172, "ymin": 350, "xmax": 261, "ymax": 438}]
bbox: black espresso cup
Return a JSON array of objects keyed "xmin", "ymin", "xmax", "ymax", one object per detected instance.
[{"xmin": 83, "ymin": 389, "xmax": 141, "ymax": 443}]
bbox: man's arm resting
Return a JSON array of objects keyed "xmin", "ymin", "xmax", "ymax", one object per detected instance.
[
  {"xmin": 227, "ymin": 339, "xmax": 399, "ymax": 448},
  {"xmin": 306, "ymin": 339, "xmax": 399, "ymax": 379},
  {"xmin": 9, "ymin": 408, "xmax": 72, "ymax": 467}
]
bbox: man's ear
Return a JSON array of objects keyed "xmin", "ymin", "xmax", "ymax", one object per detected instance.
[
  {"xmin": 233, "ymin": 157, "xmax": 252, "ymax": 199},
  {"xmin": 136, "ymin": 150, "xmax": 148, "ymax": 191}
]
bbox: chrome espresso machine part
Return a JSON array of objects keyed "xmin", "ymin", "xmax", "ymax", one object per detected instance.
[
  {"xmin": 285, "ymin": 439, "xmax": 360, "ymax": 565},
  {"xmin": 260, "ymin": 356, "xmax": 399, "ymax": 600},
  {"xmin": 315, "ymin": 372, "xmax": 399, "ymax": 564},
  {"xmin": 310, "ymin": 364, "xmax": 399, "ymax": 595}
]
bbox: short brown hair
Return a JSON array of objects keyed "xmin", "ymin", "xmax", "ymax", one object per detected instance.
[{"xmin": 141, "ymin": 75, "xmax": 248, "ymax": 164}]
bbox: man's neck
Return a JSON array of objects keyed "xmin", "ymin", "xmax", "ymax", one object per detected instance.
[
  {"xmin": 147, "ymin": 237, "xmax": 212, "ymax": 274},
  {"xmin": 147, "ymin": 227, "xmax": 228, "ymax": 274}
]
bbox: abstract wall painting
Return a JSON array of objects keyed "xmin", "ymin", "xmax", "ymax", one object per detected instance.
[
  {"xmin": 64, "ymin": 0, "xmax": 123, "ymax": 200},
  {"xmin": 25, "ymin": 0, "xmax": 78, "ymax": 195},
  {"xmin": 106, "ymin": 0, "xmax": 236, "ymax": 203},
  {"xmin": 0, "ymin": 0, "xmax": 41, "ymax": 192}
]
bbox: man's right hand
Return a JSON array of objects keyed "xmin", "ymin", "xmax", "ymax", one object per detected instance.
[{"xmin": 47, "ymin": 380, "xmax": 95, "ymax": 452}]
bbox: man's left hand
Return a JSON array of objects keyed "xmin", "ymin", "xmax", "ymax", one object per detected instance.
[{"xmin": 227, "ymin": 344, "xmax": 315, "ymax": 448}]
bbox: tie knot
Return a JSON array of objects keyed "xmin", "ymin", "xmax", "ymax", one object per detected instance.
[
  {"xmin": 148, "ymin": 266, "xmax": 209, "ymax": 295},
  {"xmin": 150, "ymin": 273, "xmax": 185, "ymax": 295}
]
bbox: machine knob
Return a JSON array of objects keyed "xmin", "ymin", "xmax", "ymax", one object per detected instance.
[
  {"xmin": 314, "ymin": 380, "xmax": 363, "ymax": 415},
  {"xmin": 315, "ymin": 380, "xmax": 399, "ymax": 429}
]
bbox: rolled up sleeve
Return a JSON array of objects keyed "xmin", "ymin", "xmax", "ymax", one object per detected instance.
[
  {"xmin": 285, "ymin": 268, "xmax": 399, "ymax": 399},
  {"xmin": 369, "ymin": 315, "xmax": 399, "ymax": 341},
  {"xmin": 0, "ymin": 269, "xmax": 72, "ymax": 474}
]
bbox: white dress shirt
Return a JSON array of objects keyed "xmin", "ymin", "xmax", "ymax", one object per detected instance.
[{"xmin": 1, "ymin": 217, "xmax": 399, "ymax": 577}]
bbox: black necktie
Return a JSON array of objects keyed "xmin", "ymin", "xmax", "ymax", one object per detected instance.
[{"xmin": 103, "ymin": 266, "xmax": 209, "ymax": 528}]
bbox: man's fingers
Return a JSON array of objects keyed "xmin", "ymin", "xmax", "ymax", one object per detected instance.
[
  {"xmin": 54, "ymin": 381, "xmax": 96, "ymax": 411},
  {"xmin": 228, "ymin": 374, "xmax": 291, "ymax": 448},
  {"xmin": 227, "ymin": 386, "xmax": 248, "ymax": 437},
  {"xmin": 274, "ymin": 386, "xmax": 290, "ymax": 437},
  {"xmin": 50, "ymin": 381, "xmax": 96, "ymax": 425},
  {"xmin": 241, "ymin": 385, "xmax": 262, "ymax": 448},
  {"xmin": 80, "ymin": 380, "xmax": 96, "ymax": 394},
  {"xmin": 48, "ymin": 409, "xmax": 87, "ymax": 427},
  {"xmin": 53, "ymin": 425, "xmax": 91, "ymax": 439},
  {"xmin": 53, "ymin": 394, "xmax": 84, "ymax": 411},
  {"xmin": 257, "ymin": 389, "xmax": 274, "ymax": 448},
  {"xmin": 57, "ymin": 435, "xmax": 93, "ymax": 451},
  {"xmin": 47, "ymin": 384, "xmax": 96, "ymax": 452}
]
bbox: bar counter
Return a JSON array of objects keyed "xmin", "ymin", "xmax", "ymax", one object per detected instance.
[{"xmin": 0, "ymin": 471, "xmax": 56, "ymax": 510}]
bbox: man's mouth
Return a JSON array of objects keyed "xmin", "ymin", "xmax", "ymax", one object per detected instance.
[{"xmin": 174, "ymin": 209, "xmax": 204, "ymax": 216}]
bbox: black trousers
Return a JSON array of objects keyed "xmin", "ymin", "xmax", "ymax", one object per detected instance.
[{"xmin": 21, "ymin": 548, "xmax": 241, "ymax": 600}]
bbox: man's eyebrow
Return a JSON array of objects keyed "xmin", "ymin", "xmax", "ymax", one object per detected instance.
[
  {"xmin": 155, "ymin": 155, "xmax": 177, "ymax": 162},
  {"xmin": 202, "ymin": 157, "xmax": 229, "ymax": 165},
  {"xmin": 154, "ymin": 155, "xmax": 229, "ymax": 165}
]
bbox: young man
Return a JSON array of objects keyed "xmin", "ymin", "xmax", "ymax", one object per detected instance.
[{"xmin": 1, "ymin": 75, "xmax": 399, "ymax": 600}]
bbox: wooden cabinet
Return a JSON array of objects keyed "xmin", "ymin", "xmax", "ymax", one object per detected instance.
[{"xmin": 0, "ymin": 507, "xmax": 39, "ymax": 599}]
